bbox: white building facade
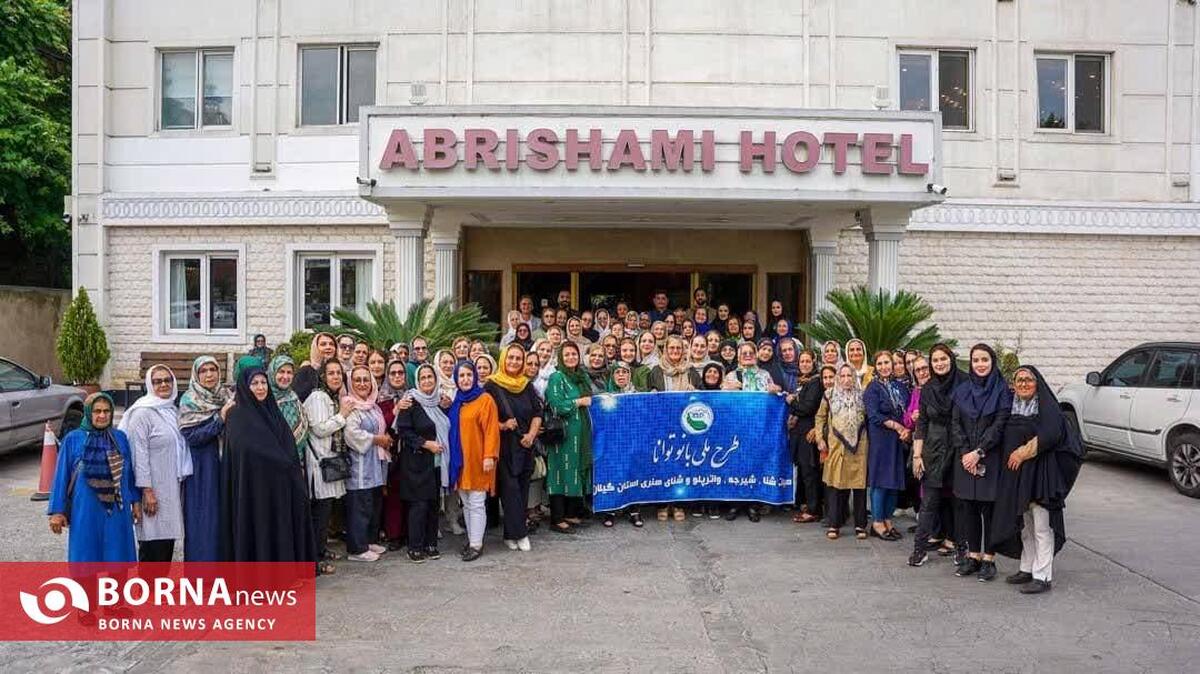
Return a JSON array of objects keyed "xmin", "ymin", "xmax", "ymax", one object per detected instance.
[{"xmin": 72, "ymin": 0, "xmax": 1200, "ymax": 387}]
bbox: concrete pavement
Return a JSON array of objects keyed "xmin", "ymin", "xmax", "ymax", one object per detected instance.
[{"xmin": 0, "ymin": 445, "xmax": 1197, "ymax": 672}]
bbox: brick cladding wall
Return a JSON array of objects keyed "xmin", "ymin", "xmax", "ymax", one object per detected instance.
[
  {"xmin": 105, "ymin": 225, "xmax": 398, "ymax": 386},
  {"xmin": 834, "ymin": 229, "xmax": 1200, "ymax": 387}
]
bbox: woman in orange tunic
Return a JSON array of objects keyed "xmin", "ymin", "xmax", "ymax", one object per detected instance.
[{"xmin": 447, "ymin": 361, "xmax": 500, "ymax": 562}]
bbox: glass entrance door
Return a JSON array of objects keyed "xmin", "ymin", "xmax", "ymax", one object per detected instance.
[
  {"xmin": 515, "ymin": 269, "xmax": 753, "ymax": 316},
  {"xmin": 577, "ymin": 271, "xmax": 690, "ymax": 312}
]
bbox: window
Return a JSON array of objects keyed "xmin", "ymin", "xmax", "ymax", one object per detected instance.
[
  {"xmin": 1102, "ymin": 350, "xmax": 1151, "ymax": 388},
  {"xmin": 465, "ymin": 271, "xmax": 502, "ymax": 326},
  {"xmin": 1036, "ymin": 53, "xmax": 1107, "ymax": 133},
  {"xmin": 1144, "ymin": 350, "xmax": 1197, "ymax": 389},
  {"xmin": 299, "ymin": 45, "xmax": 376, "ymax": 126},
  {"xmin": 898, "ymin": 49, "xmax": 971, "ymax": 130},
  {"xmin": 159, "ymin": 49, "xmax": 233, "ymax": 130},
  {"xmin": 0, "ymin": 360, "xmax": 38, "ymax": 392},
  {"xmin": 163, "ymin": 253, "xmax": 239, "ymax": 334},
  {"xmin": 297, "ymin": 253, "xmax": 375, "ymax": 328}
]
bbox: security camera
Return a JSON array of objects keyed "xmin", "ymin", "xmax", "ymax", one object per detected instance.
[
  {"xmin": 61, "ymin": 212, "xmax": 71, "ymax": 226},
  {"xmin": 926, "ymin": 183, "xmax": 948, "ymax": 195}
]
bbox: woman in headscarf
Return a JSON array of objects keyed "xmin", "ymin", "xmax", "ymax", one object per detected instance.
[
  {"xmin": 447, "ymin": 361, "xmax": 500, "ymax": 562},
  {"xmin": 617, "ymin": 337, "xmax": 649, "ymax": 392},
  {"xmin": 680, "ymin": 318, "xmax": 696, "ymax": 342},
  {"xmin": 474, "ymin": 353, "xmax": 498, "ymax": 380},
  {"xmin": 771, "ymin": 318, "xmax": 793, "ymax": 348},
  {"xmin": 295, "ymin": 332, "xmax": 338, "ymax": 401},
  {"xmin": 688, "ymin": 334, "xmax": 714, "ymax": 373},
  {"xmin": 892, "ymin": 349, "xmax": 910, "ymax": 388},
  {"xmin": 352, "ymin": 341, "xmax": 370, "ymax": 370},
  {"xmin": 367, "ymin": 349, "xmax": 388, "ymax": 390},
  {"xmin": 484, "ymin": 345, "xmax": 543, "ymax": 552},
  {"xmin": 594, "ymin": 308, "xmax": 612, "ymax": 338},
  {"xmin": 269, "ymin": 355, "xmax": 310, "ymax": 463},
  {"xmin": 378, "ymin": 360, "xmax": 412, "ymax": 552},
  {"xmin": 863, "ymin": 350, "xmax": 911, "ymax": 541},
  {"xmin": 601, "ymin": 334, "xmax": 620, "ymax": 363},
  {"xmin": 649, "ymin": 335, "xmax": 700, "ymax": 394},
  {"xmin": 565, "ymin": 316, "xmax": 592, "ymax": 349},
  {"xmin": 48, "ymin": 392, "xmax": 141, "ymax": 562},
  {"xmin": 788, "ymin": 349, "xmax": 824, "ymax": 524},
  {"xmin": 434, "ymin": 349, "xmax": 458, "ymax": 400},
  {"xmin": 499, "ymin": 310, "xmax": 523, "ymax": 347},
  {"xmin": 405, "ymin": 335, "xmax": 431, "ymax": 385},
  {"xmin": 908, "ymin": 344, "xmax": 963, "ymax": 567},
  {"xmin": 394, "ymin": 364, "xmax": 449, "ymax": 563},
  {"xmin": 950, "ymin": 343, "xmax": 1012, "ymax": 582},
  {"xmin": 623, "ymin": 309, "xmax": 641, "ymax": 335},
  {"xmin": 302, "ymin": 358, "xmax": 352, "ymax": 575},
  {"xmin": 609, "ymin": 320, "xmax": 626, "ymax": 342},
  {"xmin": 451, "ymin": 337, "xmax": 471, "ymax": 362},
  {"xmin": 705, "ymin": 330, "xmax": 722, "ymax": 360},
  {"xmin": 636, "ymin": 330, "xmax": 661, "ymax": 369},
  {"xmin": 718, "ymin": 339, "xmax": 739, "ymax": 373},
  {"xmin": 390, "ymin": 342, "xmax": 408, "ymax": 363},
  {"xmin": 179, "ymin": 356, "xmax": 232, "ymax": 561},
  {"xmin": 756, "ymin": 338, "xmax": 786, "ymax": 389},
  {"xmin": 845, "ymin": 338, "xmax": 874, "ymax": 387},
  {"xmin": 531, "ymin": 338, "xmax": 556, "ymax": 398},
  {"xmin": 248, "ymin": 333, "xmax": 272, "ymax": 367},
  {"xmin": 223, "ymin": 365, "xmax": 315, "ymax": 563},
  {"xmin": 693, "ymin": 306, "xmax": 712, "ymax": 336},
  {"xmin": 607, "ymin": 361, "xmax": 640, "ymax": 394},
  {"xmin": 712, "ymin": 303, "xmax": 731, "ymax": 335},
  {"xmin": 768, "ymin": 300, "xmax": 787, "ymax": 327},
  {"xmin": 469, "ymin": 340, "xmax": 489, "ymax": 362},
  {"xmin": 649, "ymin": 321, "xmax": 669, "ymax": 350},
  {"xmin": 723, "ymin": 341, "xmax": 778, "ymax": 394},
  {"xmin": 513, "ymin": 322, "xmax": 535, "ymax": 352},
  {"xmin": 816, "ymin": 364, "xmax": 870, "ymax": 540},
  {"xmin": 544, "ymin": 342, "xmax": 593, "ymax": 534},
  {"xmin": 582, "ymin": 344, "xmax": 610, "ymax": 394},
  {"xmin": 742, "ymin": 310, "xmax": 762, "ymax": 341},
  {"xmin": 821, "ymin": 340, "xmax": 843, "ymax": 370},
  {"xmin": 991, "ymin": 366, "xmax": 1083, "ymax": 594},
  {"xmin": 121, "ymin": 365, "xmax": 190, "ymax": 562},
  {"xmin": 739, "ymin": 318, "xmax": 759, "ymax": 344},
  {"xmin": 342, "ymin": 365, "xmax": 390, "ymax": 562}
]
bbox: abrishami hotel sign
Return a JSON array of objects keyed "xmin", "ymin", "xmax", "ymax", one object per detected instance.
[{"xmin": 360, "ymin": 106, "xmax": 943, "ymax": 202}]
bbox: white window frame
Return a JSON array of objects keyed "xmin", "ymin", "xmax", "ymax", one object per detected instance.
[
  {"xmin": 285, "ymin": 244, "xmax": 384, "ymax": 331},
  {"xmin": 297, "ymin": 44, "xmax": 378, "ymax": 127},
  {"xmin": 1035, "ymin": 52, "xmax": 1109, "ymax": 134},
  {"xmin": 156, "ymin": 48, "xmax": 235, "ymax": 132},
  {"xmin": 151, "ymin": 244, "xmax": 246, "ymax": 344},
  {"xmin": 896, "ymin": 48, "xmax": 974, "ymax": 132}
]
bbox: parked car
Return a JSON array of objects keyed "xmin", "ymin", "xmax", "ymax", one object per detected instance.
[
  {"xmin": 0, "ymin": 358, "xmax": 86, "ymax": 453},
  {"xmin": 1058, "ymin": 342, "xmax": 1200, "ymax": 499}
]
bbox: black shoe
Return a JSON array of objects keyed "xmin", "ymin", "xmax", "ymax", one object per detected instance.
[
  {"xmin": 407, "ymin": 549, "xmax": 426, "ymax": 563},
  {"xmin": 461, "ymin": 546, "xmax": 482, "ymax": 562},
  {"xmin": 1019, "ymin": 579, "xmax": 1052, "ymax": 594},
  {"xmin": 387, "ymin": 539, "xmax": 406, "ymax": 552},
  {"xmin": 955, "ymin": 558, "xmax": 982, "ymax": 577},
  {"xmin": 907, "ymin": 550, "xmax": 929, "ymax": 567},
  {"xmin": 424, "ymin": 547, "xmax": 441, "ymax": 560},
  {"xmin": 977, "ymin": 560, "xmax": 997, "ymax": 582},
  {"xmin": 953, "ymin": 546, "xmax": 968, "ymax": 567},
  {"xmin": 707, "ymin": 508, "xmax": 721, "ymax": 520},
  {"xmin": 724, "ymin": 509, "xmax": 739, "ymax": 521},
  {"xmin": 602, "ymin": 514, "xmax": 615, "ymax": 528},
  {"xmin": 885, "ymin": 528, "xmax": 903, "ymax": 541},
  {"xmin": 691, "ymin": 509, "xmax": 703, "ymax": 518},
  {"xmin": 906, "ymin": 524, "xmax": 918, "ymax": 533},
  {"xmin": 1005, "ymin": 571, "xmax": 1034, "ymax": 585},
  {"xmin": 628, "ymin": 512, "xmax": 644, "ymax": 528},
  {"xmin": 747, "ymin": 509, "xmax": 762, "ymax": 523}
]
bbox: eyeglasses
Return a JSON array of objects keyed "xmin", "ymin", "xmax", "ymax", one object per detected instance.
[
  {"xmin": 1014, "ymin": 377, "xmax": 1036, "ymax": 384},
  {"xmin": 338, "ymin": 344, "xmax": 354, "ymax": 351},
  {"xmin": 151, "ymin": 377, "xmax": 172, "ymax": 386},
  {"xmin": 915, "ymin": 366, "xmax": 930, "ymax": 373},
  {"xmin": 413, "ymin": 346, "xmax": 428, "ymax": 351}
]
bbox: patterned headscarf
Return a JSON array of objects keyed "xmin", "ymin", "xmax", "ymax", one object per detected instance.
[
  {"xmin": 269, "ymin": 354, "xmax": 309, "ymax": 457},
  {"xmin": 826, "ymin": 363, "xmax": 866, "ymax": 454},
  {"xmin": 179, "ymin": 356, "xmax": 229, "ymax": 429}
]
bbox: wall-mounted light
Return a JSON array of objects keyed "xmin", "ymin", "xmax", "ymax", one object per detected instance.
[{"xmin": 410, "ymin": 82, "xmax": 428, "ymax": 106}]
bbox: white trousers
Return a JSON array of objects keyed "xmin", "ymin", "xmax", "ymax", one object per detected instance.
[
  {"xmin": 460, "ymin": 489, "xmax": 487, "ymax": 549},
  {"xmin": 1019, "ymin": 503, "xmax": 1054, "ymax": 582}
]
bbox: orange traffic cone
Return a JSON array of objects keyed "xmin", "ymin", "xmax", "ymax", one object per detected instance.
[{"xmin": 30, "ymin": 421, "xmax": 58, "ymax": 502}]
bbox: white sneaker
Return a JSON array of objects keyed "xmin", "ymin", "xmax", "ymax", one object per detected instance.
[
  {"xmin": 504, "ymin": 539, "xmax": 519, "ymax": 551},
  {"xmin": 368, "ymin": 544, "xmax": 387, "ymax": 555},
  {"xmin": 348, "ymin": 550, "xmax": 380, "ymax": 562},
  {"xmin": 516, "ymin": 537, "xmax": 531, "ymax": 552}
]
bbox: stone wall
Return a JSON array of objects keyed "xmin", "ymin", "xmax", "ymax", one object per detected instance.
[
  {"xmin": 0, "ymin": 286, "xmax": 71, "ymax": 380},
  {"xmin": 835, "ymin": 229, "xmax": 1200, "ymax": 387}
]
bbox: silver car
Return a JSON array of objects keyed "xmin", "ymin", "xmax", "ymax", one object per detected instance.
[{"xmin": 0, "ymin": 357, "xmax": 86, "ymax": 453}]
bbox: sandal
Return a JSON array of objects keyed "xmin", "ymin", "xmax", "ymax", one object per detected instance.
[
  {"xmin": 855, "ymin": 528, "xmax": 868, "ymax": 540},
  {"xmin": 629, "ymin": 512, "xmax": 644, "ymax": 528},
  {"xmin": 747, "ymin": 509, "xmax": 761, "ymax": 523},
  {"xmin": 322, "ymin": 548, "xmax": 342, "ymax": 561},
  {"xmin": 792, "ymin": 512, "xmax": 805, "ymax": 523},
  {"xmin": 551, "ymin": 522, "xmax": 576, "ymax": 535},
  {"xmin": 826, "ymin": 528, "xmax": 840, "ymax": 540},
  {"xmin": 657, "ymin": 508, "xmax": 669, "ymax": 521},
  {"xmin": 317, "ymin": 560, "xmax": 336, "ymax": 575},
  {"xmin": 672, "ymin": 508, "xmax": 686, "ymax": 522},
  {"xmin": 602, "ymin": 514, "xmax": 615, "ymax": 528},
  {"xmin": 796, "ymin": 513, "xmax": 818, "ymax": 524}
]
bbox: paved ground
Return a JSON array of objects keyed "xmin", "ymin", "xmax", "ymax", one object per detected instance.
[{"xmin": 0, "ymin": 443, "xmax": 1197, "ymax": 673}]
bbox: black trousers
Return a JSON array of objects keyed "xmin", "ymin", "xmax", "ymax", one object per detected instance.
[
  {"xmin": 138, "ymin": 538, "xmax": 174, "ymax": 562},
  {"xmin": 937, "ymin": 491, "xmax": 956, "ymax": 541},
  {"xmin": 957, "ymin": 498, "xmax": 995, "ymax": 555},
  {"xmin": 826, "ymin": 487, "xmax": 867, "ymax": 530},
  {"xmin": 549, "ymin": 494, "xmax": 586, "ymax": 525},
  {"xmin": 913, "ymin": 485, "xmax": 947, "ymax": 553},
  {"xmin": 406, "ymin": 498, "xmax": 439, "ymax": 552},
  {"xmin": 794, "ymin": 446, "xmax": 822, "ymax": 514},
  {"xmin": 498, "ymin": 466, "xmax": 531, "ymax": 540},
  {"xmin": 345, "ymin": 488, "xmax": 380, "ymax": 555},
  {"xmin": 311, "ymin": 497, "xmax": 335, "ymax": 558}
]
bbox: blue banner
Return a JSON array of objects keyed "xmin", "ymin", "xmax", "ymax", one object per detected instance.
[{"xmin": 591, "ymin": 391, "xmax": 794, "ymax": 512}]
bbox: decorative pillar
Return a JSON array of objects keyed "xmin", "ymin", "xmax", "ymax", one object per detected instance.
[
  {"xmin": 861, "ymin": 207, "xmax": 909, "ymax": 294},
  {"xmin": 432, "ymin": 232, "xmax": 460, "ymax": 305},
  {"xmin": 809, "ymin": 240, "xmax": 838, "ymax": 316},
  {"xmin": 388, "ymin": 210, "xmax": 427, "ymax": 312}
]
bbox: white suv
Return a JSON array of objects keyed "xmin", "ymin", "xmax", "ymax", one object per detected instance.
[{"xmin": 1058, "ymin": 342, "xmax": 1200, "ymax": 499}]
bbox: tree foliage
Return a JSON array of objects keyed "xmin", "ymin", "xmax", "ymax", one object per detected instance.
[
  {"xmin": 798, "ymin": 286, "xmax": 956, "ymax": 357},
  {"xmin": 0, "ymin": 0, "xmax": 72, "ymax": 286},
  {"xmin": 332, "ymin": 299, "xmax": 499, "ymax": 353},
  {"xmin": 55, "ymin": 287, "xmax": 110, "ymax": 384}
]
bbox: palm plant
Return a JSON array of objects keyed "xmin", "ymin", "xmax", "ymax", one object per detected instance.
[
  {"xmin": 798, "ymin": 286, "xmax": 955, "ymax": 357},
  {"xmin": 331, "ymin": 298, "xmax": 498, "ymax": 353}
]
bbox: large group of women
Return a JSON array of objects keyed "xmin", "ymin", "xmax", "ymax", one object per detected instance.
[{"xmin": 47, "ymin": 289, "xmax": 1082, "ymax": 594}]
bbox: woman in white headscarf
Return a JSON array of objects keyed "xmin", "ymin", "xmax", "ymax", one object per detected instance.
[
  {"xmin": 499, "ymin": 310, "xmax": 523, "ymax": 347},
  {"xmin": 433, "ymin": 349, "xmax": 458, "ymax": 400},
  {"xmin": 120, "ymin": 364, "xmax": 191, "ymax": 561}
]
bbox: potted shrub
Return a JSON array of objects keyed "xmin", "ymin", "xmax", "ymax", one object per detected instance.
[{"xmin": 55, "ymin": 287, "xmax": 111, "ymax": 394}]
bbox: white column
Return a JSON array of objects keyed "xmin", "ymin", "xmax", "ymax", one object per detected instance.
[
  {"xmin": 809, "ymin": 240, "xmax": 838, "ymax": 316},
  {"xmin": 388, "ymin": 211, "xmax": 426, "ymax": 312},
  {"xmin": 432, "ymin": 233, "xmax": 460, "ymax": 305},
  {"xmin": 862, "ymin": 207, "xmax": 909, "ymax": 294}
]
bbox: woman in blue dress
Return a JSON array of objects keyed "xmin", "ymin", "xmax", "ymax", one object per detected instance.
[
  {"xmin": 863, "ymin": 350, "xmax": 911, "ymax": 541},
  {"xmin": 47, "ymin": 393, "xmax": 141, "ymax": 562},
  {"xmin": 179, "ymin": 356, "xmax": 233, "ymax": 561}
]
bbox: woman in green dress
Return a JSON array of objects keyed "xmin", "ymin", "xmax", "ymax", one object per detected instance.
[{"xmin": 544, "ymin": 342, "xmax": 593, "ymax": 534}]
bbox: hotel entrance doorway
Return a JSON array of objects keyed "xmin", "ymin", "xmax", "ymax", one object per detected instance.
[{"xmin": 515, "ymin": 268, "xmax": 754, "ymax": 316}]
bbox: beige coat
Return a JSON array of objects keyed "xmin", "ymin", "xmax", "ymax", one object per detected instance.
[{"xmin": 815, "ymin": 397, "xmax": 869, "ymax": 490}]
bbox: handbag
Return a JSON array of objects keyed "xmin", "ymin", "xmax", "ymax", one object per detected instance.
[
  {"xmin": 308, "ymin": 437, "xmax": 350, "ymax": 483},
  {"xmin": 540, "ymin": 409, "xmax": 566, "ymax": 445},
  {"xmin": 497, "ymin": 388, "xmax": 544, "ymax": 480}
]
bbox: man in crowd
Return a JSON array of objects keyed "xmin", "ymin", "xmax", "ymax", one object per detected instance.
[
  {"xmin": 648, "ymin": 290, "xmax": 671, "ymax": 323},
  {"xmin": 693, "ymin": 287, "xmax": 709, "ymax": 310},
  {"xmin": 557, "ymin": 289, "xmax": 573, "ymax": 312},
  {"xmin": 518, "ymin": 295, "xmax": 541, "ymax": 332}
]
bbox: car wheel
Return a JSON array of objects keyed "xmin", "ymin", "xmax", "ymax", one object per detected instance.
[
  {"xmin": 59, "ymin": 407, "xmax": 83, "ymax": 439},
  {"xmin": 1167, "ymin": 431, "xmax": 1200, "ymax": 499},
  {"xmin": 1064, "ymin": 408, "xmax": 1087, "ymax": 460}
]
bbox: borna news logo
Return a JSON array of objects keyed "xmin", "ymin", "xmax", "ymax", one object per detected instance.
[{"xmin": 19, "ymin": 576, "xmax": 90, "ymax": 625}]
